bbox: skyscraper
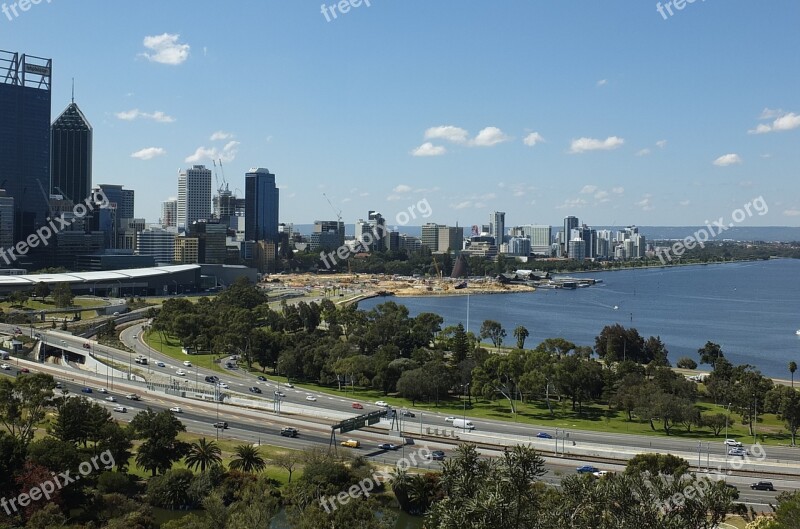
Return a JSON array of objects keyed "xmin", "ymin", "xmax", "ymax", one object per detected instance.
[
  {"xmin": 563, "ymin": 216, "xmax": 579, "ymax": 256},
  {"xmin": 161, "ymin": 198, "xmax": 178, "ymax": 230},
  {"xmin": 51, "ymin": 100, "xmax": 92, "ymax": 203},
  {"xmin": 177, "ymin": 165, "xmax": 212, "ymax": 230},
  {"xmin": 491, "ymin": 211, "xmax": 506, "ymax": 246},
  {"xmin": 0, "ymin": 50, "xmax": 52, "ymax": 242},
  {"xmin": 244, "ymin": 168, "xmax": 279, "ymax": 243}
]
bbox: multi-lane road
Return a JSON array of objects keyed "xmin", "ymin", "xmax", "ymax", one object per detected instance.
[{"xmin": 1, "ymin": 320, "xmax": 797, "ymax": 509}]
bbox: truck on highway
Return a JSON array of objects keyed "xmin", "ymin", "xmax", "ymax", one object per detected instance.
[
  {"xmin": 452, "ymin": 418, "xmax": 475, "ymax": 430},
  {"xmin": 134, "ymin": 355, "xmax": 148, "ymax": 365}
]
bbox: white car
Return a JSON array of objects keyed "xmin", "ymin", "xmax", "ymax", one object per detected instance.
[
  {"xmin": 176, "ymin": 369, "xmax": 186, "ymax": 376},
  {"xmin": 156, "ymin": 361, "xmax": 166, "ymax": 367},
  {"xmin": 98, "ymin": 388, "xmax": 108, "ymax": 394},
  {"xmin": 593, "ymin": 470, "xmax": 612, "ymax": 478},
  {"xmin": 444, "ymin": 416, "xmax": 456, "ymax": 423},
  {"xmin": 724, "ymin": 439, "xmax": 743, "ymax": 447},
  {"xmin": 306, "ymin": 395, "xmax": 317, "ymax": 402},
  {"xmin": 182, "ymin": 360, "xmax": 192, "ymax": 367},
  {"xmin": 169, "ymin": 406, "xmax": 183, "ymax": 413},
  {"xmin": 105, "ymin": 396, "xmax": 116, "ymax": 402},
  {"xmin": 284, "ymin": 382, "xmax": 294, "ymax": 388},
  {"xmin": 113, "ymin": 406, "xmax": 127, "ymax": 413},
  {"xmin": 375, "ymin": 400, "xmax": 389, "ymax": 407},
  {"xmin": 0, "ymin": 363, "xmax": 10, "ymax": 370},
  {"xmin": 217, "ymin": 382, "xmax": 229, "ymax": 389}
]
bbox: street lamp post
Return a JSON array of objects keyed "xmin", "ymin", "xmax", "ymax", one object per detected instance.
[
  {"xmin": 462, "ymin": 382, "xmax": 470, "ymax": 433},
  {"xmin": 725, "ymin": 402, "xmax": 732, "ymax": 461}
]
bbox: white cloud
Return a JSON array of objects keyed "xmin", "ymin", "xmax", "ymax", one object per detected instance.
[
  {"xmin": 679, "ymin": 200, "xmax": 691, "ymax": 207},
  {"xmin": 210, "ymin": 131, "xmax": 233, "ymax": 141},
  {"xmin": 739, "ymin": 180, "xmax": 754, "ymax": 188},
  {"xmin": 185, "ymin": 140, "xmax": 240, "ymax": 163},
  {"xmin": 759, "ymin": 108, "xmax": 784, "ymax": 119},
  {"xmin": 612, "ymin": 187, "xmax": 625, "ymax": 194},
  {"xmin": 393, "ymin": 184, "xmax": 412, "ymax": 193},
  {"xmin": 635, "ymin": 148, "xmax": 651, "ymax": 156},
  {"xmin": 556, "ymin": 198, "xmax": 588, "ymax": 209},
  {"xmin": 411, "ymin": 142, "xmax": 446, "ymax": 157},
  {"xmin": 523, "ymin": 132, "xmax": 545, "ymax": 146},
  {"xmin": 760, "ymin": 153, "xmax": 773, "ymax": 159},
  {"xmin": 748, "ymin": 111, "xmax": 800, "ymax": 134},
  {"xmin": 424, "ymin": 125, "xmax": 469, "ymax": 144},
  {"xmin": 656, "ymin": 140, "xmax": 667, "ymax": 148},
  {"xmin": 594, "ymin": 190, "xmax": 609, "ymax": 201},
  {"xmin": 636, "ymin": 195, "xmax": 654, "ymax": 211},
  {"xmin": 596, "ymin": 79, "xmax": 608, "ymax": 87},
  {"xmin": 569, "ymin": 136, "xmax": 624, "ymax": 154},
  {"xmin": 784, "ymin": 209, "xmax": 800, "ymax": 217},
  {"xmin": 513, "ymin": 190, "xmax": 525, "ymax": 197},
  {"xmin": 580, "ymin": 185, "xmax": 598, "ymax": 194},
  {"xmin": 713, "ymin": 153, "xmax": 742, "ymax": 167},
  {"xmin": 471, "ymin": 126, "xmax": 511, "ymax": 147},
  {"xmin": 452, "ymin": 201, "xmax": 473, "ymax": 210},
  {"xmin": 130, "ymin": 147, "xmax": 166, "ymax": 160},
  {"xmin": 115, "ymin": 109, "xmax": 175, "ymax": 123},
  {"xmin": 141, "ymin": 33, "xmax": 190, "ymax": 65}
]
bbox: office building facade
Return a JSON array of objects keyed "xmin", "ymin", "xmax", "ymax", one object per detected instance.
[
  {"xmin": 161, "ymin": 198, "xmax": 178, "ymax": 229},
  {"xmin": 50, "ymin": 101, "xmax": 92, "ymax": 203},
  {"xmin": 178, "ymin": 165, "xmax": 212, "ymax": 231},
  {"xmin": 244, "ymin": 168, "xmax": 279, "ymax": 243},
  {"xmin": 137, "ymin": 228, "xmax": 176, "ymax": 264},
  {"xmin": 490, "ymin": 211, "xmax": 506, "ymax": 247}
]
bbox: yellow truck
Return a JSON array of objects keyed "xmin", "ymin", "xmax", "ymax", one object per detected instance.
[{"xmin": 340, "ymin": 439, "xmax": 360, "ymax": 448}]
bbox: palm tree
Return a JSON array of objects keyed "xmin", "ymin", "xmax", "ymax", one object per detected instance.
[
  {"xmin": 229, "ymin": 444, "xmax": 266, "ymax": 473},
  {"xmin": 513, "ymin": 325, "xmax": 530, "ymax": 350},
  {"xmin": 184, "ymin": 438, "xmax": 222, "ymax": 472},
  {"xmin": 790, "ymin": 361, "xmax": 797, "ymax": 388}
]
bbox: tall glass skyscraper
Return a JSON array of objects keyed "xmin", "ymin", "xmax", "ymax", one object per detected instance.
[
  {"xmin": 245, "ymin": 168, "xmax": 279, "ymax": 243},
  {"xmin": 0, "ymin": 50, "xmax": 52, "ymax": 243},
  {"xmin": 51, "ymin": 100, "xmax": 92, "ymax": 203}
]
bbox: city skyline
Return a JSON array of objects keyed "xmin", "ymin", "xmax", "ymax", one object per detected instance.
[{"xmin": 1, "ymin": 1, "xmax": 798, "ymax": 229}]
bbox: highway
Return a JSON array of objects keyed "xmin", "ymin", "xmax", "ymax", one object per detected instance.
[{"xmin": 2, "ymin": 320, "xmax": 797, "ymax": 510}]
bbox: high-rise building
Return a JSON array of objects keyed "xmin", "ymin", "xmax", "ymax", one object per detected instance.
[
  {"xmin": 0, "ymin": 50, "xmax": 52, "ymax": 243},
  {"xmin": 93, "ymin": 184, "xmax": 135, "ymax": 249},
  {"xmin": 137, "ymin": 228, "xmax": 176, "ymax": 264},
  {"xmin": 520, "ymin": 225, "xmax": 552, "ymax": 256},
  {"xmin": 0, "ymin": 190, "xmax": 14, "ymax": 250},
  {"xmin": 421, "ymin": 223, "xmax": 440, "ymax": 251},
  {"xmin": 310, "ymin": 220, "xmax": 344, "ymax": 252},
  {"xmin": 508, "ymin": 237, "xmax": 531, "ymax": 256},
  {"xmin": 490, "ymin": 212, "xmax": 506, "ymax": 247},
  {"xmin": 568, "ymin": 238, "xmax": 586, "ymax": 261},
  {"xmin": 244, "ymin": 168, "xmax": 279, "ymax": 243},
  {"xmin": 437, "ymin": 226, "xmax": 464, "ymax": 254},
  {"xmin": 178, "ymin": 165, "xmax": 212, "ymax": 231},
  {"xmin": 355, "ymin": 211, "xmax": 387, "ymax": 251},
  {"xmin": 161, "ymin": 198, "xmax": 178, "ymax": 229},
  {"xmin": 50, "ymin": 100, "xmax": 92, "ymax": 203},
  {"xmin": 189, "ymin": 220, "xmax": 227, "ymax": 264},
  {"xmin": 563, "ymin": 216, "xmax": 579, "ymax": 255}
]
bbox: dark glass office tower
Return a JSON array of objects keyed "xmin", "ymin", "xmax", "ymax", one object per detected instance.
[
  {"xmin": 51, "ymin": 100, "xmax": 92, "ymax": 203},
  {"xmin": 244, "ymin": 168, "xmax": 279, "ymax": 243},
  {"xmin": 0, "ymin": 50, "xmax": 52, "ymax": 242}
]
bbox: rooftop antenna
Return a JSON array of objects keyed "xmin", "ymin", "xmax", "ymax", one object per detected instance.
[{"xmin": 71, "ymin": 78, "xmax": 74, "ymax": 103}]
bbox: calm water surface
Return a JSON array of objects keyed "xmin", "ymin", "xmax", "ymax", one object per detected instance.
[{"xmin": 359, "ymin": 259, "xmax": 800, "ymax": 378}]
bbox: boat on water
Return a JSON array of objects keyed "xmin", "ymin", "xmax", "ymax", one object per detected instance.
[
  {"xmin": 796, "ymin": 330, "xmax": 800, "ymax": 336},
  {"xmin": 454, "ymin": 281, "xmax": 467, "ymax": 289}
]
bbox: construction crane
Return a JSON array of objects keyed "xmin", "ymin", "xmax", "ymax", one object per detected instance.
[
  {"xmin": 432, "ymin": 256, "xmax": 442, "ymax": 279},
  {"xmin": 212, "ymin": 159, "xmax": 228, "ymax": 195},
  {"xmin": 322, "ymin": 193, "xmax": 350, "ymax": 274}
]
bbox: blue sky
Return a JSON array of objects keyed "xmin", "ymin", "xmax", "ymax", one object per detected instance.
[{"xmin": 2, "ymin": 0, "xmax": 799, "ymax": 229}]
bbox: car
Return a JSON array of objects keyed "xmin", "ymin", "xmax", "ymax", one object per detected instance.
[
  {"xmin": 176, "ymin": 369, "xmax": 186, "ymax": 376},
  {"xmin": 205, "ymin": 375, "xmax": 219, "ymax": 383},
  {"xmin": 54, "ymin": 381, "xmax": 62, "ymax": 388},
  {"xmin": 81, "ymin": 387, "xmax": 93, "ymax": 393},
  {"xmin": 751, "ymin": 481, "xmax": 775, "ymax": 491},
  {"xmin": 341, "ymin": 439, "xmax": 360, "ymax": 448},
  {"xmin": 113, "ymin": 406, "xmax": 127, "ymax": 413},
  {"xmin": 213, "ymin": 421, "xmax": 229, "ymax": 429},
  {"xmin": 125, "ymin": 394, "xmax": 140, "ymax": 400},
  {"xmin": 249, "ymin": 386, "xmax": 262, "ymax": 394},
  {"xmin": 444, "ymin": 416, "xmax": 455, "ymax": 423},
  {"xmin": 217, "ymin": 382, "xmax": 229, "ymax": 389},
  {"xmin": 156, "ymin": 361, "xmax": 166, "ymax": 367},
  {"xmin": 401, "ymin": 410, "xmax": 416, "ymax": 418},
  {"xmin": 182, "ymin": 360, "xmax": 192, "ymax": 367},
  {"xmin": 306, "ymin": 395, "xmax": 317, "ymax": 402},
  {"xmin": 352, "ymin": 402, "xmax": 364, "ymax": 409},
  {"xmin": 61, "ymin": 340, "xmax": 66, "ymax": 345},
  {"xmin": 728, "ymin": 448, "xmax": 748, "ymax": 457},
  {"xmin": 576, "ymin": 465, "xmax": 600, "ymax": 474},
  {"xmin": 104, "ymin": 396, "xmax": 116, "ymax": 402},
  {"xmin": 0, "ymin": 363, "xmax": 10, "ymax": 370},
  {"xmin": 82, "ymin": 343, "xmax": 91, "ymax": 349},
  {"xmin": 592, "ymin": 470, "xmax": 613, "ymax": 478},
  {"xmin": 19, "ymin": 367, "xmax": 29, "ymax": 373},
  {"xmin": 113, "ymin": 311, "xmax": 120, "ymax": 316},
  {"xmin": 724, "ymin": 439, "xmax": 743, "ymax": 447},
  {"xmin": 284, "ymin": 382, "xmax": 294, "ymax": 388},
  {"xmin": 98, "ymin": 388, "xmax": 108, "ymax": 394},
  {"xmin": 169, "ymin": 406, "xmax": 183, "ymax": 413},
  {"xmin": 257, "ymin": 376, "xmax": 267, "ymax": 381},
  {"xmin": 375, "ymin": 400, "xmax": 389, "ymax": 407},
  {"xmin": 378, "ymin": 443, "xmax": 400, "ymax": 450},
  {"xmin": 274, "ymin": 391, "xmax": 286, "ymax": 398},
  {"xmin": 280, "ymin": 427, "xmax": 299, "ymax": 437},
  {"xmin": 536, "ymin": 432, "xmax": 553, "ymax": 439},
  {"xmin": 427, "ymin": 450, "xmax": 446, "ymax": 461}
]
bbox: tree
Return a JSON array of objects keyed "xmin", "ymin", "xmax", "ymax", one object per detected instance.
[
  {"xmin": 184, "ymin": 438, "xmax": 222, "ymax": 472},
  {"xmin": 765, "ymin": 385, "xmax": 800, "ymax": 446},
  {"xmin": 130, "ymin": 409, "xmax": 188, "ymax": 476},
  {"xmin": 51, "ymin": 283, "xmax": 74, "ymax": 308},
  {"xmin": 791, "ymin": 361, "xmax": 798, "ymax": 388},
  {"xmin": 9, "ymin": 289, "xmax": 30, "ymax": 307},
  {"xmin": 33, "ymin": 282, "xmax": 50, "ymax": 301},
  {"xmin": 479, "ymin": 320, "xmax": 506, "ymax": 348},
  {"xmin": 0, "ymin": 373, "xmax": 54, "ymax": 446},
  {"xmin": 273, "ymin": 452, "xmax": 300, "ymax": 483},
  {"xmin": 594, "ymin": 324, "xmax": 647, "ymax": 363},
  {"xmin": 698, "ymin": 341, "xmax": 724, "ymax": 369},
  {"xmin": 512, "ymin": 325, "xmax": 529, "ymax": 350},
  {"xmin": 677, "ymin": 357, "xmax": 698, "ymax": 370},
  {"xmin": 396, "ymin": 367, "xmax": 434, "ymax": 405},
  {"xmin": 701, "ymin": 413, "xmax": 734, "ymax": 436},
  {"xmin": 229, "ymin": 444, "xmax": 266, "ymax": 473},
  {"xmin": 625, "ymin": 453, "xmax": 689, "ymax": 477}
]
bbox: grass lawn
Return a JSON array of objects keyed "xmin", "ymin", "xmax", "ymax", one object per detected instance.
[
  {"xmin": 248, "ymin": 367, "xmax": 792, "ymax": 445},
  {"xmin": 142, "ymin": 330, "xmax": 227, "ymax": 375}
]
